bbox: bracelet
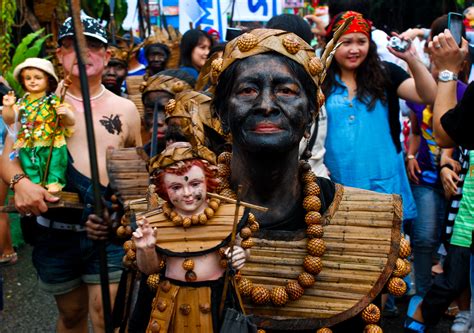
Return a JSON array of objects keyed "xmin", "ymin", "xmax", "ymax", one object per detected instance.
[
  {"xmin": 9, "ymin": 173, "xmax": 29, "ymax": 191},
  {"xmin": 439, "ymin": 164, "xmax": 454, "ymax": 173},
  {"xmin": 407, "ymin": 154, "xmax": 416, "ymax": 160}
]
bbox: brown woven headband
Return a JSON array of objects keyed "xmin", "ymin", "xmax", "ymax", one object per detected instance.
[
  {"xmin": 140, "ymin": 74, "xmax": 192, "ymax": 96},
  {"xmin": 148, "ymin": 142, "xmax": 217, "ymax": 174},
  {"xmin": 208, "ymin": 23, "xmax": 353, "ymax": 108}
]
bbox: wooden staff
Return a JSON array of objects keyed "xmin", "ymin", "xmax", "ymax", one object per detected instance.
[
  {"xmin": 68, "ymin": 1, "xmax": 113, "ymax": 331},
  {"xmin": 219, "ymin": 185, "xmax": 245, "ymax": 318},
  {"xmin": 208, "ymin": 192, "xmax": 268, "ymax": 212}
]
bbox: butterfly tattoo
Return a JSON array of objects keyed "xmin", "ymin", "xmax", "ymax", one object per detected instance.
[{"xmin": 100, "ymin": 114, "xmax": 122, "ymax": 135}]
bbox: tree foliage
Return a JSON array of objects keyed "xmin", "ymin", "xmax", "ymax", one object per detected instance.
[
  {"xmin": 3, "ymin": 29, "xmax": 52, "ymax": 96},
  {"xmin": 81, "ymin": 0, "xmax": 128, "ymax": 31}
]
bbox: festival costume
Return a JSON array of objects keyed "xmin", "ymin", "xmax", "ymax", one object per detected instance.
[
  {"xmin": 108, "ymin": 26, "xmax": 410, "ymax": 331},
  {"xmin": 118, "ymin": 143, "xmax": 251, "ymax": 332},
  {"xmin": 143, "ymin": 203, "xmax": 247, "ymax": 332},
  {"xmin": 13, "ymin": 93, "xmax": 70, "ymax": 190}
]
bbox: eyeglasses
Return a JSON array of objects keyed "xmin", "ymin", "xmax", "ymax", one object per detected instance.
[{"xmin": 60, "ymin": 37, "xmax": 106, "ymax": 51}]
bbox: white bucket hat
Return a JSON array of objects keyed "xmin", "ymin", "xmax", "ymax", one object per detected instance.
[{"xmin": 13, "ymin": 57, "xmax": 59, "ymax": 83}]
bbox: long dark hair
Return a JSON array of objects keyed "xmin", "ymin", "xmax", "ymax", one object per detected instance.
[
  {"xmin": 179, "ymin": 29, "xmax": 212, "ymax": 69},
  {"xmin": 322, "ymin": 39, "xmax": 388, "ymax": 110}
]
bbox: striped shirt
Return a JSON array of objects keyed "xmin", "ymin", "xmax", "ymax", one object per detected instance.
[{"xmin": 451, "ymin": 151, "xmax": 474, "ymax": 248}]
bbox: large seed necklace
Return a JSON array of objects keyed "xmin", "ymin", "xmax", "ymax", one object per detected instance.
[{"xmin": 216, "ymin": 151, "xmax": 325, "ymax": 306}]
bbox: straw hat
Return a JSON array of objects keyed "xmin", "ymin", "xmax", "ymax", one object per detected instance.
[{"xmin": 13, "ymin": 57, "xmax": 59, "ymax": 83}]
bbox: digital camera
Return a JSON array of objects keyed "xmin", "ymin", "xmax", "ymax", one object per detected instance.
[{"xmin": 388, "ymin": 36, "xmax": 411, "ymax": 52}]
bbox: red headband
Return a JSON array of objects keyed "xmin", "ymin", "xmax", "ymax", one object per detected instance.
[{"xmin": 326, "ymin": 11, "xmax": 372, "ymax": 38}]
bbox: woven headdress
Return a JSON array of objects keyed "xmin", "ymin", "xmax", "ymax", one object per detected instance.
[
  {"xmin": 108, "ymin": 44, "xmax": 130, "ymax": 64},
  {"xmin": 165, "ymin": 91, "xmax": 226, "ymax": 147},
  {"xmin": 208, "ymin": 21, "xmax": 353, "ymax": 108},
  {"xmin": 140, "ymin": 74, "xmax": 193, "ymax": 96},
  {"xmin": 147, "ymin": 141, "xmax": 217, "ymax": 175}
]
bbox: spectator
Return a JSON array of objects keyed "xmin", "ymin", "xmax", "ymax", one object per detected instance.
[{"xmin": 179, "ymin": 29, "xmax": 212, "ymax": 79}]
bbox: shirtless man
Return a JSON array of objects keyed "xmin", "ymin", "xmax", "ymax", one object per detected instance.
[{"xmin": 0, "ymin": 15, "xmax": 141, "ymax": 333}]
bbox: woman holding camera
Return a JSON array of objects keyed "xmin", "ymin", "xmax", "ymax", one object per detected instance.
[{"xmin": 322, "ymin": 11, "xmax": 436, "ymax": 223}]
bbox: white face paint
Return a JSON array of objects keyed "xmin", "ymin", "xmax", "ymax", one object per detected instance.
[{"xmin": 164, "ymin": 165, "xmax": 208, "ymax": 216}]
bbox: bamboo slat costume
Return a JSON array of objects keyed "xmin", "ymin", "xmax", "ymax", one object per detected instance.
[{"xmin": 108, "ymin": 27, "xmax": 413, "ymax": 332}]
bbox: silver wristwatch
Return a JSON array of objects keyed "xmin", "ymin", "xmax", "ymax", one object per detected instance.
[{"xmin": 438, "ymin": 70, "xmax": 458, "ymax": 82}]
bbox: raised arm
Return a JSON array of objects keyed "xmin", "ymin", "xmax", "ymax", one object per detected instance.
[
  {"xmin": 2, "ymin": 91, "xmax": 19, "ymax": 126},
  {"xmin": 428, "ymin": 30, "xmax": 469, "ymax": 147},
  {"xmin": 388, "ymin": 37, "xmax": 437, "ymax": 104}
]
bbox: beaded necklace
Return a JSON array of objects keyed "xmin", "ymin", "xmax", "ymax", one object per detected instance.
[
  {"xmin": 216, "ymin": 151, "xmax": 325, "ymax": 306},
  {"xmin": 18, "ymin": 94, "xmax": 54, "ymax": 163},
  {"xmin": 66, "ymin": 84, "xmax": 106, "ymax": 102}
]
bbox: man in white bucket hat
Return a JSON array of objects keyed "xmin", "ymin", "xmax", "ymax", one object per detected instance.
[{"xmin": 1, "ymin": 13, "xmax": 142, "ymax": 332}]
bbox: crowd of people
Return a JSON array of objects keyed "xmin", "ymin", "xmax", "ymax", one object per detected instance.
[{"xmin": 0, "ymin": 0, "xmax": 473, "ymax": 332}]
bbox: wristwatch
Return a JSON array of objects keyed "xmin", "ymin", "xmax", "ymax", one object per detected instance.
[
  {"xmin": 438, "ymin": 70, "xmax": 458, "ymax": 82},
  {"xmin": 407, "ymin": 154, "xmax": 416, "ymax": 160}
]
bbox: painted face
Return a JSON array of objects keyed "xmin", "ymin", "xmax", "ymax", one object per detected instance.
[
  {"xmin": 21, "ymin": 68, "xmax": 49, "ymax": 96},
  {"xmin": 191, "ymin": 37, "xmax": 211, "ymax": 70},
  {"xmin": 146, "ymin": 45, "xmax": 168, "ymax": 74},
  {"xmin": 334, "ymin": 32, "xmax": 370, "ymax": 72},
  {"xmin": 102, "ymin": 59, "xmax": 127, "ymax": 93},
  {"xmin": 57, "ymin": 36, "xmax": 110, "ymax": 78},
  {"xmin": 224, "ymin": 54, "xmax": 312, "ymax": 153},
  {"xmin": 143, "ymin": 91, "xmax": 172, "ymax": 140},
  {"xmin": 164, "ymin": 165, "xmax": 207, "ymax": 215}
]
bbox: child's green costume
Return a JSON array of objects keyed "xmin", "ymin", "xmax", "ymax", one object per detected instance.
[{"xmin": 13, "ymin": 93, "xmax": 72, "ymax": 190}]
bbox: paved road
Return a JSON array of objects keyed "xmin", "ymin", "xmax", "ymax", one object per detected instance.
[{"xmin": 1, "ymin": 245, "xmax": 454, "ymax": 332}]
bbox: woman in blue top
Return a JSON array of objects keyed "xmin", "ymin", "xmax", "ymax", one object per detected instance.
[{"xmin": 322, "ymin": 11, "xmax": 437, "ymax": 222}]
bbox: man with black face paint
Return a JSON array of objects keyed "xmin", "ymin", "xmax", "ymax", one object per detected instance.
[
  {"xmin": 209, "ymin": 29, "xmax": 406, "ymax": 331},
  {"xmin": 144, "ymin": 43, "xmax": 170, "ymax": 78},
  {"xmin": 139, "ymin": 69, "xmax": 196, "ymax": 155},
  {"xmin": 102, "ymin": 44, "xmax": 129, "ymax": 96}
]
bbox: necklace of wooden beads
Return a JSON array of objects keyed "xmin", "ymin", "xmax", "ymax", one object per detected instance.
[
  {"xmin": 161, "ymin": 198, "xmax": 222, "ymax": 228},
  {"xmin": 216, "ymin": 151, "xmax": 325, "ymax": 306},
  {"xmin": 162, "ymin": 198, "xmax": 223, "ymax": 281}
]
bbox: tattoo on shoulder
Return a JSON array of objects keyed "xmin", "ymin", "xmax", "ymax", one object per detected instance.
[{"xmin": 100, "ymin": 114, "xmax": 122, "ymax": 135}]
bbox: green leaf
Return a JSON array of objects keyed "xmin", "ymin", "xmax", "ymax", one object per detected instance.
[
  {"xmin": 115, "ymin": 0, "xmax": 128, "ymax": 28},
  {"xmin": 22, "ymin": 34, "xmax": 52, "ymax": 60},
  {"xmin": 11, "ymin": 29, "xmax": 45, "ymax": 69},
  {"xmin": 4, "ymin": 71, "xmax": 23, "ymax": 96}
]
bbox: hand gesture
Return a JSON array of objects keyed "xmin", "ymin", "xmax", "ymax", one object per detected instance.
[
  {"xmin": 440, "ymin": 167, "xmax": 459, "ymax": 198},
  {"xmin": 132, "ymin": 218, "xmax": 157, "ymax": 249},
  {"xmin": 428, "ymin": 29, "xmax": 469, "ymax": 73},
  {"xmin": 56, "ymin": 103, "xmax": 69, "ymax": 116},
  {"xmin": 56, "ymin": 102, "xmax": 75, "ymax": 126},
  {"xmin": 407, "ymin": 158, "xmax": 421, "ymax": 184},
  {"xmin": 225, "ymin": 246, "xmax": 247, "ymax": 270},
  {"xmin": 2, "ymin": 91, "xmax": 16, "ymax": 107},
  {"xmin": 387, "ymin": 33, "xmax": 418, "ymax": 62}
]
